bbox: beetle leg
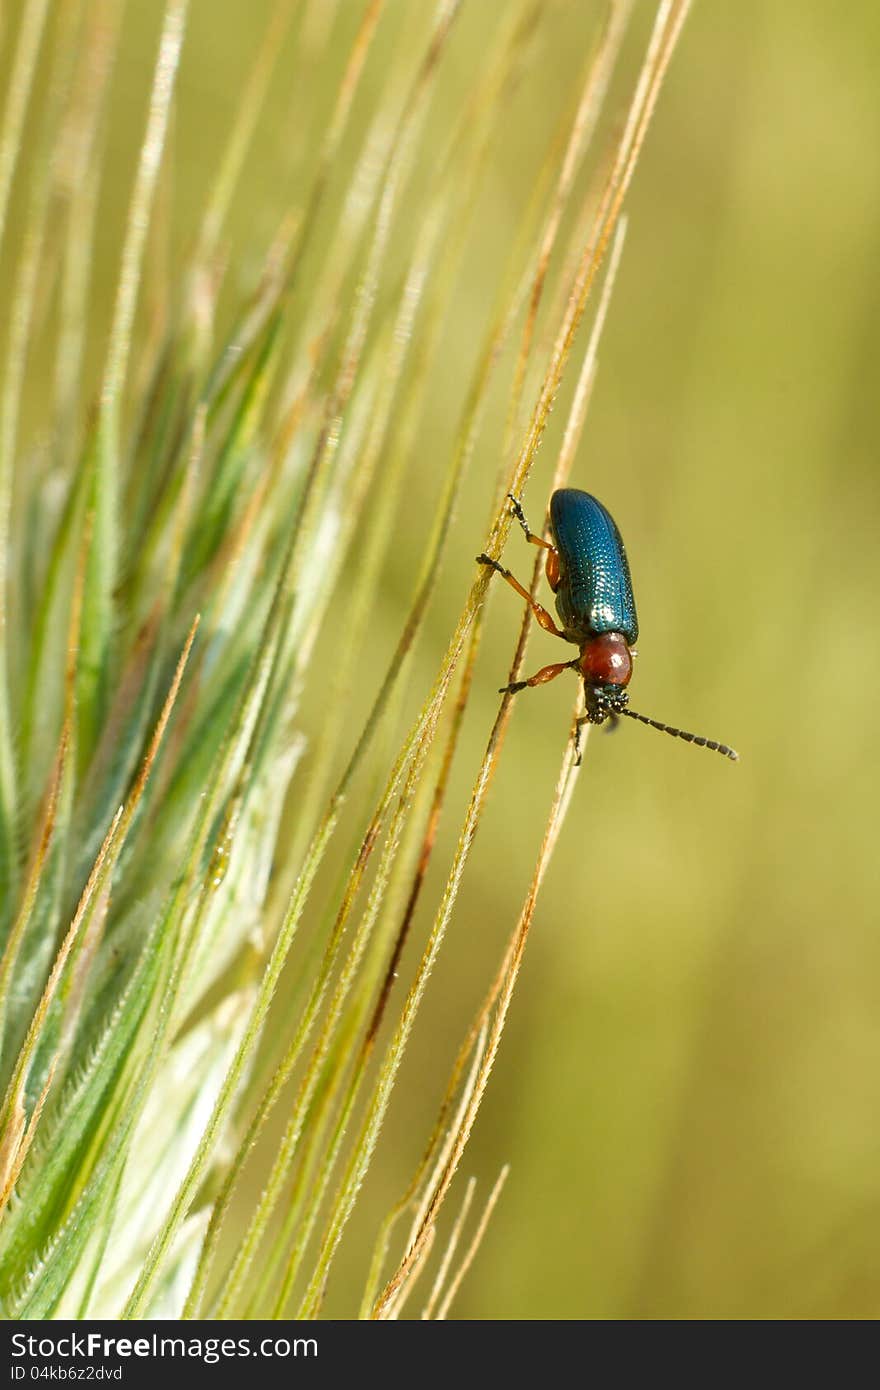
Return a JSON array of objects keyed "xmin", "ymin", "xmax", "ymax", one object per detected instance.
[
  {"xmin": 476, "ymin": 553, "xmax": 566, "ymax": 638},
  {"xmin": 573, "ymin": 709, "xmax": 615, "ymax": 763},
  {"xmin": 508, "ymin": 495, "xmax": 560, "ymax": 590},
  {"xmin": 498, "ymin": 658, "xmax": 579, "ymax": 696},
  {"xmin": 544, "ymin": 546, "xmax": 560, "ymax": 590},
  {"xmin": 508, "ymin": 494, "xmax": 555, "ymax": 553}
]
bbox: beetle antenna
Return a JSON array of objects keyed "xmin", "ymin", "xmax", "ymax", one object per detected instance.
[{"xmin": 620, "ymin": 706, "xmax": 739, "ymax": 761}]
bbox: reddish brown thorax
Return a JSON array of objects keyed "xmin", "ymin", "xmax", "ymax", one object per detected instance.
[{"xmin": 577, "ymin": 632, "xmax": 632, "ymax": 688}]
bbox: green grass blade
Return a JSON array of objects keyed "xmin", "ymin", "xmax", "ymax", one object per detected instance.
[{"xmin": 78, "ymin": 0, "xmax": 189, "ymax": 766}]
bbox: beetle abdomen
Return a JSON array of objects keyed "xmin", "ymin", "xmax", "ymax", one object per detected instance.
[{"xmin": 549, "ymin": 489, "xmax": 638, "ymax": 643}]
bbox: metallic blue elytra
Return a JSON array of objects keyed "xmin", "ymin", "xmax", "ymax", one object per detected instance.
[{"xmin": 549, "ymin": 489, "xmax": 638, "ymax": 645}]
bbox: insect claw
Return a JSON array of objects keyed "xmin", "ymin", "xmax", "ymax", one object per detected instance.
[{"xmin": 574, "ymin": 715, "xmax": 589, "ymax": 765}]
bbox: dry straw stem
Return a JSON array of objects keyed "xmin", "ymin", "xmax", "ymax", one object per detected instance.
[
  {"xmin": 359, "ymin": 206, "xmax": 627, "ymax": 1329},
  {"xmin": 420, "ymin": 1176, "xmax": 476, "ymax": 1321},
  {"xmin": 359, "ymin": 1015, "xmax": 490, "ymax": 1319},
  {"xmin": 369, "ymin": 214, "xmax": 627, "ymax": 1319},
  {"xmin": 299, "ymin": 0, "xmax": 691, "ymax": 1319},
  {"xmin": 372, "ymin": 698, "xmax": 580, "ymax": 1318},
  {"xmin": 433, "ymin": 1167, "xmax": 510, "ymax": 1321}
]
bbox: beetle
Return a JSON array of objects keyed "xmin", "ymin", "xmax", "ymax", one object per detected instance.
[{"xmin": 477, "ymin": 488, "xmax": 738, "ymax": 761}]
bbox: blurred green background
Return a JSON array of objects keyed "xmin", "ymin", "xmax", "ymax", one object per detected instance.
[{"xmin": 7, "ymin": 0, "xmax": 880, "ymax": 1319}]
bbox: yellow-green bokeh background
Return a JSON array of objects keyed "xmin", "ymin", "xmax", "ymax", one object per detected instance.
[{"xmin": 10, "ymin": 0, "xmax": 880, "ymax": 1319}]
